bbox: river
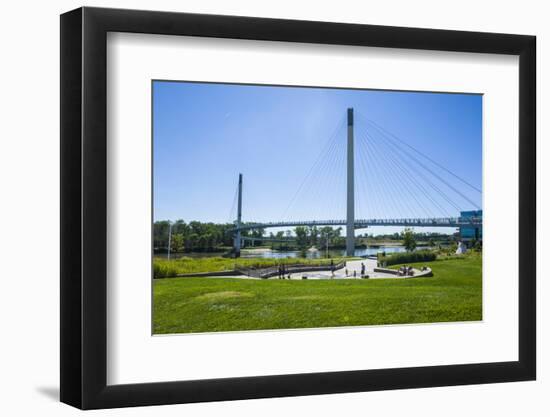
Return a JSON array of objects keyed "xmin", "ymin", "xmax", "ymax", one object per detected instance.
[
  {"xmin": 239, "ymin": 246, "xmax": 430, "ymax": 259},
  {"xmin": 155, "ymin": 245, "xmax": 436, "ymax": 260}
]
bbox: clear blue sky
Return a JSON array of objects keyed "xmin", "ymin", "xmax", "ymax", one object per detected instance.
[{"xmin": 153, "ymin": 81, "xmax": 482, "ymax": 234}]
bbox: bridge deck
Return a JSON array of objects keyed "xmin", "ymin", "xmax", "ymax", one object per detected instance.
[{"xmin": 230, "ymin": 217, "xmax": 482, "ymax": 232}]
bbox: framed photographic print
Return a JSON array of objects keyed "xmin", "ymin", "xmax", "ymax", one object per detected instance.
[{"xmin": 60, "ymin": 6, "xmax": 536, "ymax": 409}]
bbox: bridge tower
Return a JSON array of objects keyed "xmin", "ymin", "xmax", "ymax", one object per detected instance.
[
  {"xmin": 346, "ymin": 108, "xmax": 355, "ymax": 256},
  {"xmin": 234, "ymin": 173, "xmax": 243, "ymax": 257}
]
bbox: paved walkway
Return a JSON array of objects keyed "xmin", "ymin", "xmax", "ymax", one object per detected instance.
[
  {"xmin": 188, "ymin": 259, "xmax": 428, "ymax": 280},
  {"xmin": 284, "ymin": 258, "xmax": 398, "ymax": 280}
]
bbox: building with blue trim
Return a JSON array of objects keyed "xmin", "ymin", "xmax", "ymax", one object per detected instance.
[{"xmin": 459, "ymin": 210, "xmax": 482, "ymax": 241}]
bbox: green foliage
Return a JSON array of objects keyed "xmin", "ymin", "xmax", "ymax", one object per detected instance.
[
  {"xmin": 153, "ymin": 261, "xmax": 180, "ymax": 279},
  {"xmin": 473, "ymin": 239, "xmax": 482, "ymax": 252},
  {"xmin": 378, "ymin": 250, "xmax": 436, "ymax": 266},
  {"xmin": 318, "ymin": 226, "xmax": 345, "ymax": 248},
  {"xmin": 292, "ymin": 225, "xmax": 348, "ymax": 249},
  {"xmin": 153, "ymin": 256, "xmax": 349, "ymax": 278},
  {"xmin": 308, "ymin": 225, "xmax": 319, "ymax": 246},
  {"xmin": 154, "ymin": 220, "xmax": 270, "ymax": 253},
  {"xmin": 435, "ymin": 250, "xmax": 481, "ymax": 261},
  {"xmin": 170, "ymin": 233, "xmax": 184, "ymax": 253},
  {"xmin": 401, "ymin": 228, "xmax": 417, "ymax": 252},
  {"xmin": 154, "ymin": 220, "xmax": 234, "ymax": 253},
  {"xmin": 363, "ymin": 231, "xmax": 452, "ymax": 242},
  {"xmin": 153, "ymin": 257, "xmax": 482, "ymax": 334},
  {"xmin": 294, "ymin": 226, "xmax": 308, "ymax": 248}
]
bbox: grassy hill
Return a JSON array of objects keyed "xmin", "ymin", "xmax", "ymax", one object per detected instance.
[{"xmin": 153, "ymin": 255, "xmax": 481, "ymax": 334}]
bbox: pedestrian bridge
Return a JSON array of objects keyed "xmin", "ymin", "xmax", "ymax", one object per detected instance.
[{"xmin": 230, "ymin": 216, "xmax": 482, "ymax": 233}]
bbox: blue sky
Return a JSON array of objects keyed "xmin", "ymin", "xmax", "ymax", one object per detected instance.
[{"xmin": 153, "ymin": 81, "xmax": 482, "ymax": 234}]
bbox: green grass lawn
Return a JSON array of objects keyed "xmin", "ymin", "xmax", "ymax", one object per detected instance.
[{"xmin": 153, "ymin": 256, "xmax": 482, "ymax": 334}]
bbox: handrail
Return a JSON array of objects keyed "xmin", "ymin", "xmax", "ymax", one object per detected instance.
[
  {"xmin": 236, "ymin": 261, "xmax": 346, "ymax": 279},
  {"xmin": 230, "ymin": 216, "xmax": 482, "ymax": 232}
]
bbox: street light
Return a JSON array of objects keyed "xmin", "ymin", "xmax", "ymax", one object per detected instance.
[{"xmin": 167, "ymin": 221, "xmax": 173, "ymax": 260}]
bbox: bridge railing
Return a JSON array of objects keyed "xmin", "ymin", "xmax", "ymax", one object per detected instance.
[
  {"xmin": 236, "ymin": 261, "xmax": 346, "ymax": 279},
  {"xmin": 230, "ymin": 216, "xmax": 482, "ymax": 231}
]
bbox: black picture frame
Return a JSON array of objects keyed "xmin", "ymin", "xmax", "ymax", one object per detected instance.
[{"xmin": 60, "ymin": 6, "xmax": 536, "ymax": 410}]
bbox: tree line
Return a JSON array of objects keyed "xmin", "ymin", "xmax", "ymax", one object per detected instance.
[
  {"xmin": 153, "ymin": 221, "xmax": 346, "ymax": 253},
  {"xmin": 291, "ymin": 225, "xmax": 345, "ymax": 249},
  {"xmin": 154, "ymin": 219, "xmax": 457, "ymax": 254},
  {"xmin": 154, "ymin": 220, "xmax": 265, "ymax": 253}
]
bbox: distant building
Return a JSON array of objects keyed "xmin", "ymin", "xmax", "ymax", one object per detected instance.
[{"xmin": 459, "ymin": 210, "xmax": 482, "ymax": 241}]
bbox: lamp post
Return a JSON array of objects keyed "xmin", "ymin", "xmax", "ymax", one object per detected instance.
[
  {"xmin": 167, "ymin": 221, "xmax": 173, "ymax": 260},
  {"xmin": 325, "ymin": 231, "xmax": 330, "ymax": 259}
]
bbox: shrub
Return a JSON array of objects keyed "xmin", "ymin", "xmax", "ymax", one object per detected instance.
[
  {"xmin": 152, "ymin": 256, "xmax": 351, "ymax": 278},
  {"xmin": 378, "ymin": 250, "xmax": 436, "ymax": 266},
  {"xmin": 153, "ymin": 260, "xmax": 180, "ymax": 278}
]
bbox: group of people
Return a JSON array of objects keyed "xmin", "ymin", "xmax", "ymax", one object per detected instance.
[
  {"xmin": 397, "ymin": 265, "xmax": 415, "ymax": 276},
  {"xmin": 343, "ymin": 262, "xmax": 368, "ymax": 279},
  {"xmin": 277, "ymin": 264, "xmax": 291, "ymax": 279},
  {"xmin": 276, "ymin": 259, "xmax": 373, "ymax": 280},
  {"xmin": 276, "ymin": 261, "xmax": 426, "ymax": 280}
]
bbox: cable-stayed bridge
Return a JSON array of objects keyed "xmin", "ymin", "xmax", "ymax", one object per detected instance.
[{"xmin": 228, "ymin": 108, "xmax": 482, "ymax": 257}]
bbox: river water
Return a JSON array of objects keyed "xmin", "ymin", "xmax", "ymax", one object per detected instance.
[
  {"xmin": 155, "ymin": 245, "xmax": 433, "ymax": 260},
  {"xmin": 240, "ymin": 246, "xmax": 430, "ymax": 259}
]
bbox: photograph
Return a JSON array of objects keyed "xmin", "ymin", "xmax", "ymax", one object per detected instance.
[{"xmin": 152, "ymin": 81, "xmax": 483, "ymax": 334}]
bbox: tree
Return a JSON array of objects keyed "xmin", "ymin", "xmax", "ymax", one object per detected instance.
[
  {"xmin": 251, "ymin": 228, "xmax": 265, "ymax": 239},
  {"xmin": 187, "ymin": 233, "xmax": 199, "ymax": 251},
  {"xmin": 153, "ymin": 220, "xmax": 171, "ymax": 249},
  {"xmin": 473, "ymin": 239, "xmax": 482, "ymax": 252},
  {"xmin": 308, "ymin": 225, "xmax": 319, "ymax": 246},
  {"xmin": 153, "ymin": 220, "xmax": 271, "ymax": 253},
  {"xmin": 294, "ymin": 226, "xmax": 308, "ymax": 248},
  {"xmin": 276, "ymin": 231, "xmax": 285, "ymax": 250},
  {"xmin": 331, "ymin": 227, "xmax": 346, "ymax": 247},
  {"xmin": 170, "ymin": 233, "xmax": 185, "ymax": 253},
  {"xmin": 319, "ymin": 226, "xmax": 333, "ymax": 249},
  {"xmin": 402, "ymin": 228, "xmax": 417, "ymax": 252}
]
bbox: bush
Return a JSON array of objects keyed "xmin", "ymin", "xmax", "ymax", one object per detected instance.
[
  {"xmin": 153, "ymin": 260, "xmax": 180, "ymax": 278},
  {"xmin": 378, "ymin": 250, "xmax": 436, "ymax": 266},
  {"xmin": 152, "ymin": 256, "xmax": 350, "ymax": 278}
]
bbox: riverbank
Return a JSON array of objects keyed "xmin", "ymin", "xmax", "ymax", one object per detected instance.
[
  {"xmin": 153, "ymin": 256, "xmax": 356, "ymax": 278},
  {"xmin": 154, "ymin": 243, "xmax": 434, "ymax": 261},
  {"xmin": 241, "ymin": 247, "xmax": 273, "ymax": 253}
]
